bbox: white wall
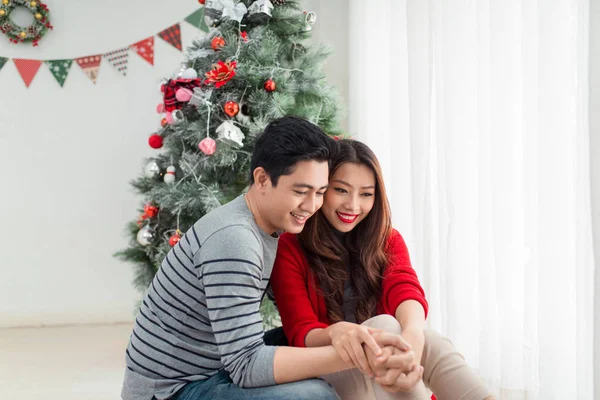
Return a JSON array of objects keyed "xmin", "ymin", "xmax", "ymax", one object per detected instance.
[
  {"xmin": 0, "ymin": 0, "xmax": 348, "ymax": 328},
  {"xmin": 591, "ymin": 0, "xmax": 600, "ymax": 395}
]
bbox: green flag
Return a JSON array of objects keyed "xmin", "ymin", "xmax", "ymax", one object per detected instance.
[
  {"xmin": 185, "ymin": 8, "xmax": 210, "ymax": 33},
  {"xmin": 0, "ymin": 57, "xmax": 8, "ymax": 73},
  {"xmin": 46, "ymin": 59, "xmax": 73, "ymax": 87}
]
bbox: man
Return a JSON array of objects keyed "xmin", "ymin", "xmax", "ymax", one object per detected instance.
[{"xmin": 122, "ymin": 116, "xmax": 406, "ymax": 400}]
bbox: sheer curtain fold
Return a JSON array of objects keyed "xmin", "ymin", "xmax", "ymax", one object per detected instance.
[{"xmin": 348, "ymin": 1, "xmax": 594, "ymax": 398}]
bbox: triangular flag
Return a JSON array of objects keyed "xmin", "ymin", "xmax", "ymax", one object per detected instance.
[
  {"xmin": 105, "ymin": 47, "xmax": 129, "ymax": 77},
  {"xmin": 158, "ymin": 23, "xmax": 182, "ymax": 51},
  {"xmin": 13, "ymin": 59, "xmax": 42, "ymax": 88},
  {"xmin": 185, "ymin": 8, "xmax": 210, "ymax": 33},
  {"xmin": 0, "ymin": 57, "xmax": 8, "ymax": 73},
  {"xmin": 130, "ymin": 37, "xmax": 154, "ymax": 66},
  {"xmin": 46, "ymin": 59, "xmax": 73, "ymax": 87},
  {"xmin": 76, "ymin": 55, "xmax": 102, "ymax": 84}
]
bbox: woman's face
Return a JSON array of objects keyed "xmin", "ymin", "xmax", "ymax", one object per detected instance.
[{"xmin": 321, "ymin": 162, "xmax": 376, "ymax": 233}]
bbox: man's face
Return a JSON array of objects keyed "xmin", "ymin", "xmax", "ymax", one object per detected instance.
[{"xmin": 261, "ymin": 160, "xmax": 329, "ymax": 234}]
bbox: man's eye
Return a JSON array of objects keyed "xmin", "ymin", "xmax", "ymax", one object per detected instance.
[
  {"xmin": 316, "ymin": 191, "xmax": 326, "ymax": 196},
  {"xmin": 294, "ymin": 190, "xmax": 307, "ymax": 195}
]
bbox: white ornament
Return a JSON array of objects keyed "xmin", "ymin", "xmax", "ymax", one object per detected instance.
[
  {"xmin": 164, "ymin": 166, "xmax": 176, "ymax": 184},
  {"xmin": 221, "ymin": 0, "xmax": 248, "ymax": 22},
  {"xmin": 136, "ymin": 226, "xmax": 154, "ymax": 246},
  {"xmin": 247, "ymin": 0, "xmax": 273, "ymax": 24},
  {"xmin": 170, "ymin": 109, "xmax": 185, "ymax": 125},
  {"xmin": 180, "ymin": 68, "xmax": 198, "ymax": 79},
  {"xmin": 144, "ymin": 160, "xmax": 160, "ymax": 178},
  {"xmin": 216, "ymin": 121, "xmax": 245, "ymax": 147}
]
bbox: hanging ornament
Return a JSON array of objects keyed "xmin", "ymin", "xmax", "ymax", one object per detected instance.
[
  {"xmin": 137, "ymin": 225, "xmax": 154, "ymax": 246},
  {"xmin": 236, "ymin": 102, "xmax": 251, "ymax": 124},
  {"xmin": 148, "ymin": 134, "xmax": 163, "ymax": 149},
  {"xmin": 304, "ymin": 11, "xmax": 317, "ymax": 31},
  {"xmin": 204, "ymin": 0, "xmax": 224, "ymax": 27},
  {"xmin": 180, "ymin": 68, "xmax": 198, "ymax": 79},
  {"xmin": 264, "ymin": 78, "xmax": 276, "ymax": 92},
  {"xmin": 169, "ymin": 109, "xmax": 185, "ymax": 125},
  {"xmin": 247, "ymin": 0, "xmax": 274, "ymax": 24},
  {"xmin": 216, "ymin": 120, "xmax": 245, "ymax": 147},
  {"xmin": 199, "ymin": 137, "xmax": 217, "ymax": 155},
  {"xmin": 164, "ymin": 166, "xmax": 176, "ymax": 184},
  {"xmin": 240, "ymin": 31, "xmax": 249, "ymax": 42},
  {"xmin": 169, "ymin": 230, "xmax": 182, "ymax": 247},
  {"xmin": 175, "ymin": 88, "xmax": 193, "ymax": 102},
  {"xmin": 144, "ymin": 160, "xmax": 161, "ymax": 179},
  {"xmin": 161, "ymin": 118, "xmax": 168, "ymax": 128},
  {"xmin": 143, "ymin": 203, "xmax": 159, "ymax": 218},
  {"xmin": 223, "ymin": 100, "xmax": 239, "ymax": 117},
  {"xmin": 198, "ymin": 0, "xmax": 206, "ymax": 3},
  {"xmin": 211, "ymin": 36, "xmax": 226, "ymax": 51}
]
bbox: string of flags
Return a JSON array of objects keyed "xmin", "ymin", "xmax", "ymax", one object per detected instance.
[{"xmin": 0, "ymin": 8, "xmax": 209, "ymax": 88}]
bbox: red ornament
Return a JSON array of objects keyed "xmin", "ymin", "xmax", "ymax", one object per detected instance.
[
  {"xmin": 198, "ymin": 0, "xmax": 206, "ymax": 3},
  {"xmin": 264, "ymin": 79, "xmax": 276, "ymax": 92},
  {"xmin": 169, "ymin": 231, "xmax": 182, "ymax": 247},
  {"xmin": 161, "ymin": 118, "xmax": 168, "ymax": 128},
  {"xmin": 148, "ymin": 134, "xmax": 163, "ymax": 149},
  {"xmin": 241, "ymin": 31, "xmax": 249, "ymax": 42},
  {"xmin": 144, "ymin": 204, "xmax": 159, "ymax": 218},
  {"xmin": 204, "ymin": 60, "xmax": 237, "ymax": 89},
  {"xmin": 211, "ymin": 36, "xmax": 226, "ymax": 51},
  {"xmin": 224, "ymin": 101, "xmax": 240, "ymax": 117}
]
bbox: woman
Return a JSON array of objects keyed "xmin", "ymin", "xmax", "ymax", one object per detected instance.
[{"xmin": 271, "ymin": 139, "xmax": 494, "ymax": 400}]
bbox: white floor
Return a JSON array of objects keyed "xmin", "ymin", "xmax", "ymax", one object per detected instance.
[{"xmin": 0, "ymin": 323, "xmax": 133, "ymax": 400}]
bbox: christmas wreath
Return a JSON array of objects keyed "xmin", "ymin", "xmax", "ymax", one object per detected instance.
[{"xmin": 0, "ymin": 0, "xmax": 52, "ymax": 45}]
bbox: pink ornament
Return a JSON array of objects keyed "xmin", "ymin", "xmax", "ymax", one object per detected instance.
[
  {"xmin": 198, "ymin": 138, "xmax": 216, "ymax": 155},
  {"xmin": 156, "ymin": 104, "xmax": 165, "ymax": 114},
  {"xmin": 175, "ymin": 88, "xmax": 193, "ymax": 102},
  {"xmin": 165, "ymin": 111, "xmax": 174, "ymax": 124}
]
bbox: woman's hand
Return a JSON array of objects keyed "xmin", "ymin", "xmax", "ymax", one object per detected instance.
[{"xmin": 326, "ymin": 321, "xmax": 384, "ymax": 376}]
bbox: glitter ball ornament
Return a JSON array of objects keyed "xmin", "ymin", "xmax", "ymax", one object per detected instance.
[
  {"xmin": 264, "ymin": 79, "xmax": 276, "ymax": 92},
  {"xmin": 198, "ymin": 137, "xmax": 217, "ymax": 155},
  {"xmin": 211, "ymin": 36, "xmax": 226, "ymax": 51},
  {"xmin": 144, "ymin": 160, "xmax": 161, "ymax": 179},
  {"xmin": 136, "ymin": 226, "xmax": 154, "ymax": 246},
  {"xmin": 223, "ymin": 101, "xmax": 239, "ymax": 117}
]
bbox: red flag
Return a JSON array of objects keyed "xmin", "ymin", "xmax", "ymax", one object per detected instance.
[
  {"xmin": 76, "ymin": 55, "xmax": 102, "ymax": 84},
  {"xmin": 13, "ymin": 59, "xmax": 42, "ymax": 88},
  {"xmin": 130, "ymin": 37, "xmax": 155, "ymax": 65},
  {"xmin": 158, "ymin": 23, "xmax": 182, "ymax": 51}
]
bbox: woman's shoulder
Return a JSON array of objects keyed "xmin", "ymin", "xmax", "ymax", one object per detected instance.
[{"xmin": 280, "ymin": 232, "xmax": 301, "ymax": 247}]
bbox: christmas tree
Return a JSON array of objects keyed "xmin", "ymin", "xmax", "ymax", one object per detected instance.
[{"xmin": 116, "ymin": 0, "xmax": 342, "ymax": 328}]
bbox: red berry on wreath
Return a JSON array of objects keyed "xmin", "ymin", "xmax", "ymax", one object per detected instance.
[
  {"xmin": 264, "ymin": 79, "xmax": 276, "ymax": 92},
  {"xmin": 169, "ymin": 231, "xmax": 182, "ymax": 247},
  {"xmin": 148, "ymin": 134, "xmax": 163, "ymax": 149}
]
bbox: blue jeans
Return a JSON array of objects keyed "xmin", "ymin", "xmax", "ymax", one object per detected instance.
[{"xmin": 173, "ymin": 369, "xmax": 339, "ymax": 400}]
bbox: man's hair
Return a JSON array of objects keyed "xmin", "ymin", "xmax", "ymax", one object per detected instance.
[{"xmin": 250, "ymin": 116, "xmax": 337, "ymax": 186}]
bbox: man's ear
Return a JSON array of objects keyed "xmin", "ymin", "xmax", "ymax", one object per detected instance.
[{"xmin": 252, "ymin": 167, "xmax": 271, "ymax": 191}]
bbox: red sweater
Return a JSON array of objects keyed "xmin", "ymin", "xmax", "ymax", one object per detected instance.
[{"xmin": 270, "ymin": 229, "xmax": 429, "ymax": 348}]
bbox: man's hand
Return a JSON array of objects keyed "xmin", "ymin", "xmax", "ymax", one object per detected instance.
[{"xmin": 326, "ymin": 321, "xmax": 385, "ymax": 376}]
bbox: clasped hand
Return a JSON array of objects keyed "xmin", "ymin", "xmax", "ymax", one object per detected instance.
[{"xmin": 327, "ymin": 321, "xmax": 424, "ymax": 392}]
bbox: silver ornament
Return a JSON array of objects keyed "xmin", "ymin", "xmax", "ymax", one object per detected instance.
[
  {"xmin": 216, "ymin": 121, "xmax": 245, "ymax": 147},
  {"xmin": 144, "ymin": 161, "xmax": 160, "ymax": 179},
  {"xmin": 305, "ymin": 11, "xmax": 317, "ymax": 31},
  {"xmin": 164, "ymin": 166, "xmax": 176, "ymax": 184},
  {"xmin": 137, "ymin": 226, "xmax": 154, "ymax": 246},
  {"xmin": 171, "ymin": 110, "xmax": 185, "ymax": 125},
  {"xmin": 235, "ymin": 102, "xmax": 251, "ymax": 124},
  {"xmin": 247, "ymin": 0, "xmax": 273, "ymax": 24}
]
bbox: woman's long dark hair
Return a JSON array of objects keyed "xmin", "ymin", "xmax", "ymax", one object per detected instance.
[{"xmin": 298, "ymin": 139, "xmax": 392, "ymax": 324}]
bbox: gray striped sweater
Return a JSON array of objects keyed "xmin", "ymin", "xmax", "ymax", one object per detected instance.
[{"xmin": 121, "ymin": 195, "xmax": 279, "ymax": 400}]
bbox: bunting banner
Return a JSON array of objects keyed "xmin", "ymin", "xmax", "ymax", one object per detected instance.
[
  {"xmin": 158, "ymin": 23, "xmax": 182, "ymax": 51},
  {"xmin": 0, "ymin": 8, "xmax": 207, "ymax": 88},
  {"xmin": 13, "ymin": 59, "xmax": 42, "ymax": 87},
  {"xmin": 130, "ymin": 37, "xmax": 155, "ymax": 66},
  {"xmin": 76, "ymin": 55, "xmax": 102, "ymax": 84},
  {"xmin": 0, "ymin": 57, "xmax": 7, "ymax": 73},
  {"xmin": 105, "ymin": 48, "xmax": 129, "ymax": 76},
  {"xmin": 46, "ymin": 59, "xmax": 73, "ymax": 87}
]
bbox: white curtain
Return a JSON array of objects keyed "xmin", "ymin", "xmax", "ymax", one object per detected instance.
[{"xmin": 348, "ymin": 1, "xmax": 595, "ymax": 398}]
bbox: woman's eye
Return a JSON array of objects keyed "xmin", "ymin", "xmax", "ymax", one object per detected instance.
[
  {"xmin": 362, "ymin": 193, "xmax": 374, "ymax": 197},
  {"xmin": 334, "ymin": 188, "xmax": 347, "ymax": 194}
]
